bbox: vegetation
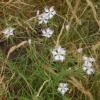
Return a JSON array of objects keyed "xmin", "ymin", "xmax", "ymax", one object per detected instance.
[{"xmin": 0, "ymin": 0, "xmax": 100, "ymax": 100}]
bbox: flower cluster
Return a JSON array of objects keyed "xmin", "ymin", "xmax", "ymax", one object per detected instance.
[
  {"xmin": 58, "ymin": 83, "xmax": 69, "ymax": 95},
  {"xmin": 37, "ymin": 6, "xmax": 56, "ymax": 24},
  {"xmin": 83, "ymin": 56, "xmax": 95, "ymax": 75},
  {"xmin": 37, "ymin": 6, "xmax": 56, "ymax": 38},
  {"xmin": 37, "ymin": 6, "xmax": 66, "ymax": 61},
  {"xmin": 37, "ymin": 7, "xmax": 66, "ymax": 61},
  {"xmin": 51, "ymin": 46, "xmax": 66, "ymax": 62}
]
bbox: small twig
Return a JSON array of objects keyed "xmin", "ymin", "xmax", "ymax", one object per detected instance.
[
  {"xmin": 56, "ymin": 22, "xmax": 65, "ymax": 46},
  {"xmin": 25, "ymin": 17, "xmax": 36, "ymax": 23},
  {"xmin": 7, "ymin": 40, "xmax": 29, "ymax": 59},
  {"xmin": 36, "ymin": 80, "xmax": 49, "ymax": 97}
]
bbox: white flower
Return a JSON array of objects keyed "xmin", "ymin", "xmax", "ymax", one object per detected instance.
[
  {"xmin": 37, "ymin": 6, "xmax": 56, "ymax": 24},
  {"xmin": 77, "ymin": 48, "xmax": 83, "ymax": 53},
  {"xmin": 51, "ymin": 46, "xmax": 66, "ymax": 62},
  {"xmin": 42, "ymin": 28, "xmax": 54, "ymax": 38},
  {"xmin": 44, "ymin": 6, "xmax": 56, "ymax": 19},
  {"xmin": 2, "ymin": 27, "xmax": 15, "ymax": 38},
  {"xmin": 58, "ymin": 83, "xmax": 69, "ymax": 95},
  {"xmin": 37, "ymin": 13, "xmax": 49, "ymax": 24}
]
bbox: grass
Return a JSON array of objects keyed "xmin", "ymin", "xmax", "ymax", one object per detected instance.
[{"xmin": 0, "ymin": 0, "xmax": 100, "ymax": 100}]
